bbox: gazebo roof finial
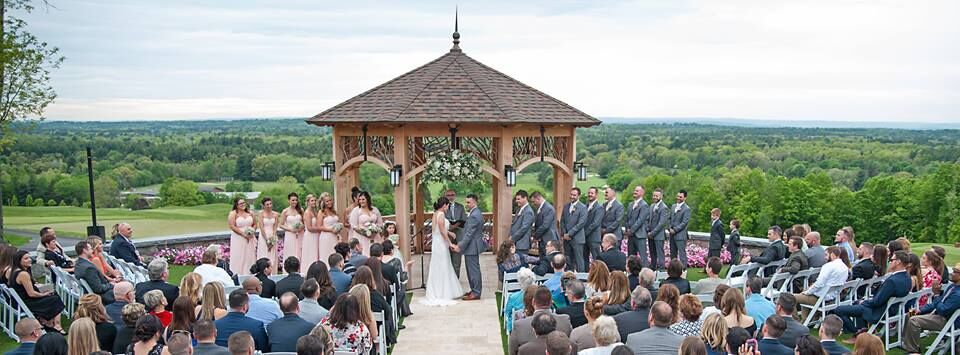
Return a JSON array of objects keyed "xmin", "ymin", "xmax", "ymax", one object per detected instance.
[{"xmin": 451, "ymin": 6, "xmax": 461, "ymax": 52}]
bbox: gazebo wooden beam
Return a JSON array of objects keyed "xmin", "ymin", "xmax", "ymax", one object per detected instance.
[{"xmin": 333, "ymin": 124, "xmax": 576, "ymax": 138}]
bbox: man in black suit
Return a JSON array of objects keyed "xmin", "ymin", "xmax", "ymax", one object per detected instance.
[
  {"xmin": 74, "ymin": 241, "xmax": 115, "ymax": 304},
  {"xmin": 556, "ymin": 280, "xmax": 587, "ymax": 328},
  {"xmin": 818, "ymin": 315, "xmax": 851, "ymax": 355},
  {"xmin": 774, "ymin": 294, "xmax": 808, "ymax": 349},
  {"xmin": 135, "ymin": 258, "xmax": 180, "ymax": 311},
  {"xmin": 758, "ymin": 315, "xmax": 794, "ymax": 355},
  {"xmin": 266, "ymin": 293, "xmax": 315, "ymax": 352},
  {"xmin": 276, "ymin": 256, "xmax": 305, "ymax": 299},
  {"xmin": 109, "ymin": 223, "xmax": 143, "ymax": 266},
  {"xmin": 596, "ymin": 234, "xmax": 626, "ymax": 272},
  {"xmin": 728, "ymin": 219, "xmax": 742, "ymax": 265},
  {"xmin": 741, "ymin": 225, "xmax": 787, "ymax": 277},
  {"xmin": 533, "ymin": 241, "xmax": 564, "ymax": 276},
  {"xmin": 708, "ymin": 208, "xmax": 725, "ymax": 259},
  {"xmin": 613, "ymin": 286, "xmax": 652, "ymax": 343},
  {"xmin": 851, "ymin": 242, "xmax": 876, "ymax": 280},
  {"xmin": 7, "ymin": 318, "xmax": 41, "ymax": 355}
]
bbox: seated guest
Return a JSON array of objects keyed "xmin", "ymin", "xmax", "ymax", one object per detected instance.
[
  {"xmin": 33, "ymin": 332, "xmax": 68, "ymax": 355},
  {"xmin": 578, "ymin": 315, "xmax": 621, "ymax": 355},
  {"xmin": 88, "ymin": 236, "xmax": 121, "ymax": 281},
  {"xmin": 7, "ymin": 250, "xmax": 65, "ymax": 332},
  {"xmin": 626, "ymin": 256, "xmax": 642, "ymax": 291},
  {"xmin": 193, "ymin": 319, "xmax": 231, "ymax": 355},
  {"xmin": 803, "ymin": 231, "xmax": 827, "ymax": 268},
  {"xmin": 179, "ymin": 272, "xmax": 203, "ymax": 307},
  {"xmin": 543, "ymin": 254, "xmax": 568, "ymax": 307},
  {"xmin": 834, "ymin": 250, "xmax": 911, "ymax": 339},
  {"xmin": 902, "ymin": 263, "xmax": 960, "ymax": 354},
  {"xmin": 557, "ymin": 280, "xmax": 588, "ymax": 328},
  {"xmin": 741, "ymin": 225, "xmax": 787, "ymax": 277},
  {"xmin": 163, "ymin": 296, "xmax": 197, "ymax": 343},
  {"xmin": 602, "ymin": 272, "xmax": 632, "ymax": 315},
  {"xmin": 347, "ymin": 285, "xmax": 381, "ymax": 350},
  {"xmin": 637, "ymin": 267, "xmax": 657, "ymax": 300},
  {"xmin": 306, "ymin": 260, "xmax": 340, "ymax": 309},
  {"xmin": 851, "ymin": 242, "xmax": 876, "ymax": 281},
  {"xmin": 660, "ymin": 259, "xmax": 691, "ymax": 295},
  {"xmin": 74, "ymin": 294, "xmax": 117, "ymax": 351},
  {"xmin": 613, "ymin": 286, "xmax": 652, "ymax": 345},
  {"xmin": 197, "ymin": 282, "xmax": 229, "ymax": 321},
  {"xmin": 40, "ymin": 230, "xmax": 74, "ymax": 272},
  {"xmin": 362, "ymin": 246, "xmax": 399, "ymax": 293},
  {"xmin": 346, "ymin": 238, "xmax": 368, "ymax": 274},
  {"xmin": 700, "ymin": 313, "xmax": 729, "ymax": 355},
  {"xmin": 333, "ymin": 242, "xmax": 357, "ymax": 275},
  {"xmin": 853, "ymin": 333, "xmax": 884, "ymax": 354},
  {"xmin": 67, "ymin": 318, "xmax": 101, "ymax": 355},
  {"xmin": 679, "ymin": 336, "xmax": 708, "ymax": 355},
  {"xmin": 724, "ymin": 327, "xmax": 751, "ymax": 355},
  {"xmin": 144, "ymin": 289, "xmax": 172, "ymax": 327},
  {"xmin": 295, "ymin": 335, "xmax": 329, "ymax": 355},
  {"xmin": 249, "ymin": 258, "xmax": 277, "ymax": 299},
  {"xmin": 655, "ymin": 283, "xmax": 681, "ymax": 322},
  {"xmin": 931, "ymin": 245, "xmax": 949, "ymax": 285},
  {"xmin": 509, "ymin": 287, "xmax": 573, "ymax": 355},
  {"xmin": 518, "ymin": 312, "xmax": 559, "ymax": 355},
  {"xmin": 700, "ymin": 284, "xmax": 730, "ymax": 321},
  {"xmin": 327, "ymin": 253, "xmax": 353, "ymax": 296},
  {"xmin": 299, "ymin": 279, "xmax": 329, "ymax": 324},
  {"xmin": 721, "ymin": 288, "xmax": 756, "ymax": 336},
  {"xmin": 352, "ymin": 266, "xmax": 395, "ymax": 346},
  {"xmin": 545, "ymin": 331, "xmax": 574, "ymax": 355},
  {"xmin": 109, "ymin": 222, "xmax": 143, "ymax": 266},
  {"xmin": 266, "ymin": 293, "xmax": 315, "ymax": 352},
  {"xmin": 498, "ymin": 240, "xmax": 526, "ymax": 283},
  {"xmin": 774, "ymin": 294, "xmax": 807, "ymax": 349},
  {"xmin": 320, "ymin": 293, "xmax": 372, "ymax": 355},
  {"xmin": 919, "ymin": 250, "xmax": 945, "ymax": 307},
  {"xmin": 113, "ymin": 303, "xmax": 146, "ymax": 354},
  {"xmin": 743, "ymin": 276, "xmax": 775, "ymax": 329},
  {"xmin": 694, "ymin": 257, "xmax": 725, "ymax": 295},
  {"xmin": 130, "ymin": 315, "xmax": 167, "ymax": 355},
  {"xmin": 670, "ymin": 294, "xmax": 703, "ymax": 337},
  {"xmin": 194, "ymin": 249, "xmax": 235, "ymax": 287},
  {"xmin": 276, "ymin": 256, "xmax": 305, "ymax": 299},
  {"xmin": 586, "ymin": 261, "xmax": 612, "ymax": 296},
  {"xmin": 505, "ymin": 268, "xmax": 538, "ymax": 333},
  {"xmin": 780, "ymin": 236, "xmax": 809, "ymax": 292},
  {"xmin": 227, "ymin": 331, "xmax": 254, "ymax": 355},
  {"xmin": 570, "ymin": 295, "xmax": 605, "ymax": 351},
  {"xmin": 214, "ymin": 290, "xmax": 269, "ymax": 351},
  {"xmin": 135, "ymin": 258, "xmax": 180, "ymax": 311},
  {"xmin": 242, "ymin": 277, "xmax": 283, "ymax": 325},
  {"xmin": 208, "ymin": 244, "xmax": 236, "ymax": 282},
  {"xmin": 625, "ymin": 301, "xmax": 682, "ymax": 354},
  {"xmin": 817, "ymin": 315, "xmax": 850, "ymax": 355},
  {"xmin": 533, "ymin": 240, "xmax": 564, "ymax": 276},
  {"xmin": 7, "ymin": 318, "xmax": 41, "ymax": 355},
  {"xmin": 596, "ymin": 234, "xmax": 626, "ymax": 272},
  {"xmin": 166, "ymin": 333, "xmax": 192, "ymax": 355},
  {"xmin": 794, "ymin": 246, "xmax": 848, "ymax": 322},
  {"xmin": 757, "ymin": 315, "xmax": 793, "ymax": 355},
  {"xmin": 75, "ymin": 241, "xmax": 115, "ymax": 304},
  {"xmin": 795, "ymin": 335, "xmax": 829, "ymax": 355}
]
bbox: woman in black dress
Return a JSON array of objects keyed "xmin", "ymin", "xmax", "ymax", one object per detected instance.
[
  {"xmin": 306, "ymin": 261, "xmax": 338, "ymax": 309},
  {"xmin": 249, "ymin": 258, "xmax": 277, "ymax": 299},
  {"xmin": 8, "ymin": 250, "xmax": 65, "ymax": 332}
]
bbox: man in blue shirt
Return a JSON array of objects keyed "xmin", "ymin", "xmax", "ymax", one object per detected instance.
[
  {"xmin": 327, "ymin": 254, "xmax": 353, "ymax": 295},
  {"xmin": 6, "ymin": 318, "xmax": 41, "ymax": 355},
  {"xmin": 744, "ymin": 276, "xmax": 776, "ymax": 329},
  {"xmin": 543, "ymin": 253, "xmax": 567, "ymax": 308},
  {"xmin": 835, "ymin": 228, "xmax": 855, "ymax": 262},
  {"xmin": 241, "ymin": 277, "xmax": 282, "ymax": 325},
  {"xmin": 215, "ymin": 289, "xmax": 270, "ymax": 352},
  {"xmin": 902, "ymin": 262, "xmax": 960, "ymax": 354}
]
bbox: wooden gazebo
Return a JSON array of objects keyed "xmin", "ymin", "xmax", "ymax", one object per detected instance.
[{"xmin": 306, "ymin": 26, "xmax": 600, "ymax": 261}]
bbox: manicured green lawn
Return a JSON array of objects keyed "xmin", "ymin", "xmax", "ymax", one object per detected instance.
[
  {"xmin": 0, "ymin": 234, "xmax": 30, "ymax": 247},
  {"xmin": 4, "ymin": 204, "xmax": 231, "ymax": 238}
]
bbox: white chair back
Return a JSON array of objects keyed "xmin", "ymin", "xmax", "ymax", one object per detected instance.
[{"xmin": 374, "ymin": 311, "xmax": 386, "ymax": 355}]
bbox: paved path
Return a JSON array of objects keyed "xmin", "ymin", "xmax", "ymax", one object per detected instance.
[{"xmin": 392, "ymin": 253, "xmax": 503, "ymax": 355}]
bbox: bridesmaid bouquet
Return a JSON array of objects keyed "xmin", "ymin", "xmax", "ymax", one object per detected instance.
[
  {"xmin": 360, "ymin": 222, "xmax": 382, "ymax": 238},
  {"xmin": 266, "ymin": 234, "xmax": 278, "ymax": 249},
  {"xmin": 291, "ymin": 222, "xmax": 303, "ymax": 231},
  {"xmin": 243, "ymin": 227, "xmax": 256, "ymax": 237},
  {"xmin": 332, "ymin": 223, "xmax": 344, "ymax": 233}
]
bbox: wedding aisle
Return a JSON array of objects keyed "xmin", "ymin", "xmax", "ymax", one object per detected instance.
[{"xmin": 392, "ymin": 253, "xmax": 503, "ymax": 355}]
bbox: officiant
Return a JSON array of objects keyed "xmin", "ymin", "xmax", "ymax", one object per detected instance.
[{"xmin": 445, "ymin": 189, "xmax": 467, "ymax": 278}]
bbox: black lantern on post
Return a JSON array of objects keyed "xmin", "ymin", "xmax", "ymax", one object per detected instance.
[
  {"xmin": 574, "ymin": 161, "xmax": 588, "ymax": 181},
  {"xmin": 390, "ymin": 165, "xmax": 403, "ymax": 187},
  {"xmin": 504, "ymin": 165, "xmax": 517, "ymax": 187},
  {"xmin": 321, "ymin": 162, "xmax": 335, "ymax": 181}
]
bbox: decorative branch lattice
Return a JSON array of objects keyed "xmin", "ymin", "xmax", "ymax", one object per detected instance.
[
  {"xmin": 512, "ymin": 136, "xmax": 569, "ymax": 166},
  {"xmin": 407, "ymin": 136, "xmax": 497, "ymax": 171},
  {"xmin": 339, "ymin": 135, "xmax": 394, "ymax": 166}
]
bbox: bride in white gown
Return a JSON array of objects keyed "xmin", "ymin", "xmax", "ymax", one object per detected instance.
[{"xmin": 419, "ymin": 198, "xmax": 463, "ymax": 306}]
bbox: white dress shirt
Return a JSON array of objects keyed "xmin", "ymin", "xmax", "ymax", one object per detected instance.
[
  {"xmin": 194, "ymin": 264, "xmax": 235, "ymax": 287},
  {"xmin": 805, "ymin": 258, "xmax": 848, "ymax": 300}
]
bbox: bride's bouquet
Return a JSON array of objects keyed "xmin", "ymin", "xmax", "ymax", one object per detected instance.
[
  {"xmin": 332, "ymin": 223, "xmax": 344, "ymax": 233},
  {"xmin": 360, "ymin": 222, "xmax": 382, "ymax": 238}
]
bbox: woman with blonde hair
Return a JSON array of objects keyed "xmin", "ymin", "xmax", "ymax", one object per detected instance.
[
  {"xmin": 700, "ymin": 313, "xmax": 728, "ymax": 355},
  {"xmin": 317, "ymin": 192, "xmax": 341, "ymax": 266},
  {"xmin": 587, "ymin": 260, "xmax": 611, "ymax": 295},
  {"xmin": 196, "ymin": 282, "xmax": 228, "ymax": 321},
  {"xmin": 578, "ymin": 315, "xmax": 623, "ymax": 355},
  {"xmin": 302, "ymin": 193, "xmax": 322, "ymax": 268},
  {"xmin": 656, "ymin": 283, "xmax": 681, "ymax": 322},
  {"xmin": 67, "ymin": 318, "xmax": 100, "ymax": 355},
  {"xmin": 348, "ymin": 284, "xmax": 379, "ymax": 350},
  {"xmin": 178, "ymin": 272, "xmax": 203, "ymax": 306},
  {"xmin": 721, "ymin": 288, "xmax": 756, "ymax": 336},
  {"xmin": 74, "ymin": 294, "xmax": 116, "ymax": 351},
  {"xmin": 570, "ymin": 295, "xmax": 607, "ymax": 351},
  {"xmin": 86, "ymin": 236, "xmax": 121, "ymax": 281}
]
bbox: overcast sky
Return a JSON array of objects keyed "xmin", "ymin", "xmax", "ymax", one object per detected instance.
[{"xmin": 18, "ymin": 0, "xmax": 960, "ymax": 123}]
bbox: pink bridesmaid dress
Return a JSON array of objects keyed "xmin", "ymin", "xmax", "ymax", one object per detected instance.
[
  {"xmin": 229, "ymin": 214, "xmax": 257, "ymax": 275},
  {"xmin": 257, "ymin": 214, "xmax": 278, "ymax": 268},
  {"xmin": 283, "ymin": 213, "xmax": 303, "ymax": 263},
  {"xmin": 349, "ymin": 207, "xmax": 383, "ymax": 256},
  {"xmin": 318, "ymin": 214, "xmax": 340, "ymax": 266},
  {"xmin": 301, "ymin": 212, "xmax": 320, "ymax": 268}
]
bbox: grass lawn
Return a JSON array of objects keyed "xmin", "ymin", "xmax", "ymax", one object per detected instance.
[
  {"xmin": 4, "ymin": 204, "xmax": 231, "ymax": 238},
  {"xmin": 1, "ymin": 234, "xmax": 31, "ymax": 247}
]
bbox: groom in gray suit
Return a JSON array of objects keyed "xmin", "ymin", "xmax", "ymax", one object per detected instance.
[
  {"xmin": 444, "ymin": 189, "xmax": 467, "ymax": 278},
  {"xmin": 560, "ymin": 187, "xmax": 587, "ymax": 272},
  {"xmin": 647, "ymin": 188, "xmax": 669, "ymax": 270},
  {"xmin": 510, "ymin": 190, "xmax": 535, "ymax": 262},
  {"xmin": 457, "ymin": 194, "xmax": 484, "ymax": 300},
  {"xmin": 530, "ymin": 192, "xmax": 559, "ymax": 262}
]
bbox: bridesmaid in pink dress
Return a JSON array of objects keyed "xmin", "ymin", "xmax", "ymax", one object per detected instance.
[
  {"xmin": 279, "ymin": 192, "xmax": 304, "ymax": 265},
  {"xmin": 256, "ymin": 197, "xmax": 279, "ymax": 268},
  {"xmin": 317, "ymin": 192, "xmax": 340, "ymax": 266},
  {"xmin": 301, "ymin": 194, "xmax": 321, "ymax": 267},
  {"xmin": 228, "ymin": 198, "xmax": 257, "ymax": 275},
  {"xmin": 348, "ymin": 191, "xmax": 383, "ymax": 256}
]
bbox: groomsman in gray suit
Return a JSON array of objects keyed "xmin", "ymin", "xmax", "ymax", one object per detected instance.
[
  {"xmin": 531, "ymin": 192, "xmax": 559, "ymax": 262},
  {"xmin": 444, "ymin": 189, "xmax": 467, "ymax": 278},
  {"xmin": 560, "ymin": 187, "xmax": 587, "ymax": 272},
  {"xmin": 583, "ymin": 187, "xmax": 604, "ymax": 261},
  {"xmin": 647, "ymin": 188, "xmax": 669, "ymax": 270},
  {"xmin": 600, "ymin": 186, "xmax": 624, "ymax": 243},
  {"xmin": 457, "ymin": 194, "xmax": 484, "ymax": 300},
  {"xmin": 510, "ymin": 190, "xmax": 535, "ymax": 261},
  {"xmin": 624, "ymin": 185, "xmax": 650, "ymax": 267},
  {"xmin": 667, "ymin": 190, "xmax": 691, "ymax": 268}
]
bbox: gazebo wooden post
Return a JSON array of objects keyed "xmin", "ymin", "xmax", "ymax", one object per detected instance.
[
  {"xmin": 332, "ymin": 127, "xmax": 356, "ymax": 222},
  {"xmin": 495, "ymin": 128, "xmax": 514, "ymax": 254},
  {"xmin": 393, "ymin": 127, "xmax": 412, "ymax": 262},
  {"xmin": 413, "ymin": 173, "xmax": 425, "ymax": 254},
  {"xmin": 553, "ymin": 127, "xmax": 577, "ymax": 219}
]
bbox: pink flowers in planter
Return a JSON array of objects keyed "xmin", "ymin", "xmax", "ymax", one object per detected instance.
[
  {"xmin": 153, "ymin": 244, "xmax": 232, "ymax": 265},
  {"xmin": 618, "ymin": 239, "xmax": 751, "ymax": 267}
]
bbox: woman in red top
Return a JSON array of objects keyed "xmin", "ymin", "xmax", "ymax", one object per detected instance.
[
  {"xmin": 144, "ymin": 289, "xmax": 172, "ymax": 327},
  {"xmin": 919, "ymin": 250, "xmax": 945, "ymax": 307}
]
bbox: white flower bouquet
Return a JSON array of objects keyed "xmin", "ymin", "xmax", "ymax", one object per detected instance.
[
  {"xmin": 332, "ymin": 223, "xmax": 344, "ymax": 233},
  {"xmin": 266, "ymin": 234, "xmax": 278, "ymax": 248},
  {"xmin": 422, "ymin": 149, "xmax": 482, "ymax": 183},
  {"xmin": 243, "ymin": 227, "xmax": 256, "ymax": 237},
  {"xmin": 388, "ymin": 234, "xmax": 399, "ymax": 244},
  {"xmin": 291, "ymin": 222, "xmax": 303, "ymax": 231},
  {"xmin": 360, "ymin": 222, "xmax": 382, "ymax": 238}
]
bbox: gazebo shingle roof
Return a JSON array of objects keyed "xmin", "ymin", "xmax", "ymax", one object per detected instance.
[{"xmin": 308, "ymin": 42, "xmax": 600, "ymax": 127}]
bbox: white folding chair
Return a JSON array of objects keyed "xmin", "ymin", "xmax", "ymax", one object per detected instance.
[
  {"xmin": 924, "ymin": 309, "xmax": 960, "ymax": 355},
  {"xmin": 791, "ymin": 268, "xmax": 819, "ymax": 291},
  {"xmin": 696, "ymin": 293, "xmax": 714, "ymax": 307},
  {"xmin": 334, "ymin": 351, "xmax": 360, "ymax": 355},
  {"xmin": 801, "ymin": 279, "xmax": 859, "ymax": 327},
  {"xmin": 77, "ymin": 278, "xmax": 94, "ymax": 294},
  {"xmin": 237, "ymin": 274, "xmax": 255, "ymax": 285},
  {"xmin": 760, "ymin": 272, "xmax": 792, "ymax": 301},
  {"xmin": 374, "ymin": 311, "xmax": 386, "ymax": 355},
  {"xmin": 575, "ymin": 272, "xmax": 589, "ymax": 282},
  {"xmin": 500, "ymin": 272, "xmax": 521, "ymax": 314},
  {"xmin": 0, "ymin": 284, "xmax": 40, "ymax": 342},
  {"xmin": 223, "ymin": 285, "xmax": 241, "ymax": 299},
  {"xmin": 758, "ymin": 259, "xmax": 787, "ymax": 279},
  {"xmin": 724, "ymin": 263, "xmax": 760, "ymax": 290},
  {"xmin": 868, "ymin": 288, "xmax": 931, "ymax": 351}
]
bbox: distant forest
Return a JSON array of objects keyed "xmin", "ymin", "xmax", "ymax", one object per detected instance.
[{"xmin": 2, "ymin": 119, "xmax": 959, "ymax": 243}]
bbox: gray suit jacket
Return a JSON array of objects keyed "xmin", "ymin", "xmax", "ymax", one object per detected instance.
[
  {"xmin": 625, "ymin": 199, "xmax": 650, "ymax": 239},
  {"xmin": 533, "ymin": 202, "xmax": 559, "ymax": 242},
  {"xmin": 647, "ymin": 201, "xmax": 669, "ymax": 241},
  {"xmin": 779, "ymin": 316, "xmax": 810, "ymax": 349},
  {"xmin": 508, "ymin": 310, "xmax": 572, "ymax": 355},
  {"xmin": 75, "ymin": 258, "xmax": 115, "ymax": 304},
  {"xmin": 669, "ymin": 203, "xmax": 691, "ymax": 240},
  {"xmin": 585, "ymin": 201, "xmax": 604, "ymax": 244},
  {"xmin": 560, "ymin": 201, "xmax": 587, "ymax": 244},
  {"xmin": 458, "ymin": 207, "xmax": 484, "ymax": 255},
  {"xmin": 510, "ymin": 204, "xmax": 535, "ymax": 250},
  {"xmin": 601, "ymin": 199, "xmax": 625, "ymax": 240},
  {"xmin": 446, "ymin": 201, "xmax": 466, "ymax": 242},
  {"xmin": 625, "ymin": 326, "xmax": 682, "ymax": 355}
]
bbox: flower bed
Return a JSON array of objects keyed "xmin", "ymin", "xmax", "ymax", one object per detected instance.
[
  {"xmin": 618, "ymin": 239, "xmax": 750, "ymax": 267},
  {"xmin": 153, "ymin": 240, "xmax": 287, "ymax": 265}
]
